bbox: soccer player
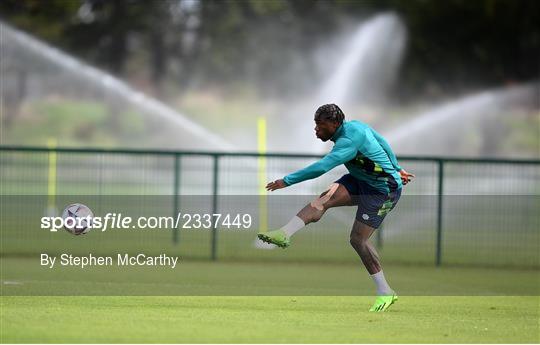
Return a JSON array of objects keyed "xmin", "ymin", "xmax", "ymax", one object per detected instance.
[{"xmin": 258, "ymin": 104, "xmax": 414, "ymax": 312}]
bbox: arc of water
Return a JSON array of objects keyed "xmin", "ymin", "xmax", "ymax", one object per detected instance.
[
  {"xmin": 384, "ymin": 84, "xmax": 538, "ymax": 146},
  {"xmin": 287, "ymin": 13, "xmax": 406, "ymax": 154},
  {"xmin": 317, "ymin": 13, "xmax": 406, "ymax": 107},
  {"xmin": 1, "ymin": 21, "xmax": 235, "ymax": 151}
]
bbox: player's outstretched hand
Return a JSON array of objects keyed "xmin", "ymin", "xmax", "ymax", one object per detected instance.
[
  {"xmin": 400, "ymin": 169, "xmax": 415, "ymax": 185},
  {"xmin": 266, "ymin": 179, "xmax": 287, "ymax": 191}
]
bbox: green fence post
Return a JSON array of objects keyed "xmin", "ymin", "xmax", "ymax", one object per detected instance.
[
  {"xmin": 436, "ymin": 159, "xmax": 444, "ymax": 266},
  {"xmin": 211, "ymin": 154, "xmax": 220, "ymax": 261},
  {"xmin": 172, "ymin": 154, "xmax": 180, "ymax": 244}
]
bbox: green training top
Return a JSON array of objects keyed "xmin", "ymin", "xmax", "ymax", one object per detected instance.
[{"xmin": 283, "ymin": 120, "xmax": 402, "ymax": 193}]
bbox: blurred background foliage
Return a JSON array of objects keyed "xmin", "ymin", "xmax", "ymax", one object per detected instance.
[
  {"xmin": 0, "ymin": 0, "xmax": 538, "ymax": 157},
  {"xmin": 2, "ymin": 0, "xmax": 538, "ymax": 101}
]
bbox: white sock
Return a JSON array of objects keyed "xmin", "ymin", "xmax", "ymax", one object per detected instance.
[
  {"xmin": 281, "ymin": 216, "xmax": 305, "ymax": 237},
  {"xmin": 370, "ymin": 270, "xmax": 393, "ymax": 296}
]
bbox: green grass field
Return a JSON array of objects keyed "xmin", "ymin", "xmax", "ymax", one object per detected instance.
[
  {"xmin": 1, "ymin": 258, "xmax": 539, "ymax": 343},
  {"xmin": 2, "ymin": 296, "xmax": 538, "ymax": 343},
  {"xmin": 1, "ymin": 151, "xmax": 539, "ymax": 342}
]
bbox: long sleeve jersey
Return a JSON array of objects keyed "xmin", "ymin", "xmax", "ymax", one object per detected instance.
[{"xmin": 283, "ymin": 120, "xmax": 402, "ymax": 193}]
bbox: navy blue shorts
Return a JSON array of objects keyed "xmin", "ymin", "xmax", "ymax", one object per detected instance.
[{"xmin": 335, "ymin": 174, "xmax": 401, "ymax": 229}]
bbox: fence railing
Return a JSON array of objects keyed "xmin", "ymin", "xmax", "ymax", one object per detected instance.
[{"xmin": 1, "ymin": 146, "xmax": 539, "ymax": 267}]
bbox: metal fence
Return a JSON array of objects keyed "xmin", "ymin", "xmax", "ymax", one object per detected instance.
[{"xmin": 1, "ymin": 146, "xmax": 539, "ymax": 268}]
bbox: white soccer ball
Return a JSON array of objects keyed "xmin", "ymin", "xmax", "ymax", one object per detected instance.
[{"xmin": 61, "ymin": 203, "xmax": 94, "ymax": 235}]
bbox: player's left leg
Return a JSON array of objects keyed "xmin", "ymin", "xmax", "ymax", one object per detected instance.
[
  {"xmin": 349, "ymin": 221, "xmax": 380, "ymax": 273},
  {"xmin": 257, "ymin": 183, "xmax": 353, "ymax": 248},
  {"xmin": 349, "ymin": 221, "xmax": 398, "ymax": 312}
]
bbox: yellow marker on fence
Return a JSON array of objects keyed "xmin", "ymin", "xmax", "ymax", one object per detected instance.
[
  {"xmin": 258, "ymin": 117, "xmax": 268, "ymax": 233},
  {"xmin": 47, "ymin": 138, "xmax": 57, "ymax": 216}
]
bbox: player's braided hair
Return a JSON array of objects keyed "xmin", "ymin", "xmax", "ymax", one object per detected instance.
[{"xmin": 314, "ymin": 104, "xmax": 345, "ymax": 125}]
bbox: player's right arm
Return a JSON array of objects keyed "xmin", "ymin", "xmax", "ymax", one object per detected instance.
[{"xmin": 280, "ymin": 138, "xmax": 358, "ymax": 187}]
